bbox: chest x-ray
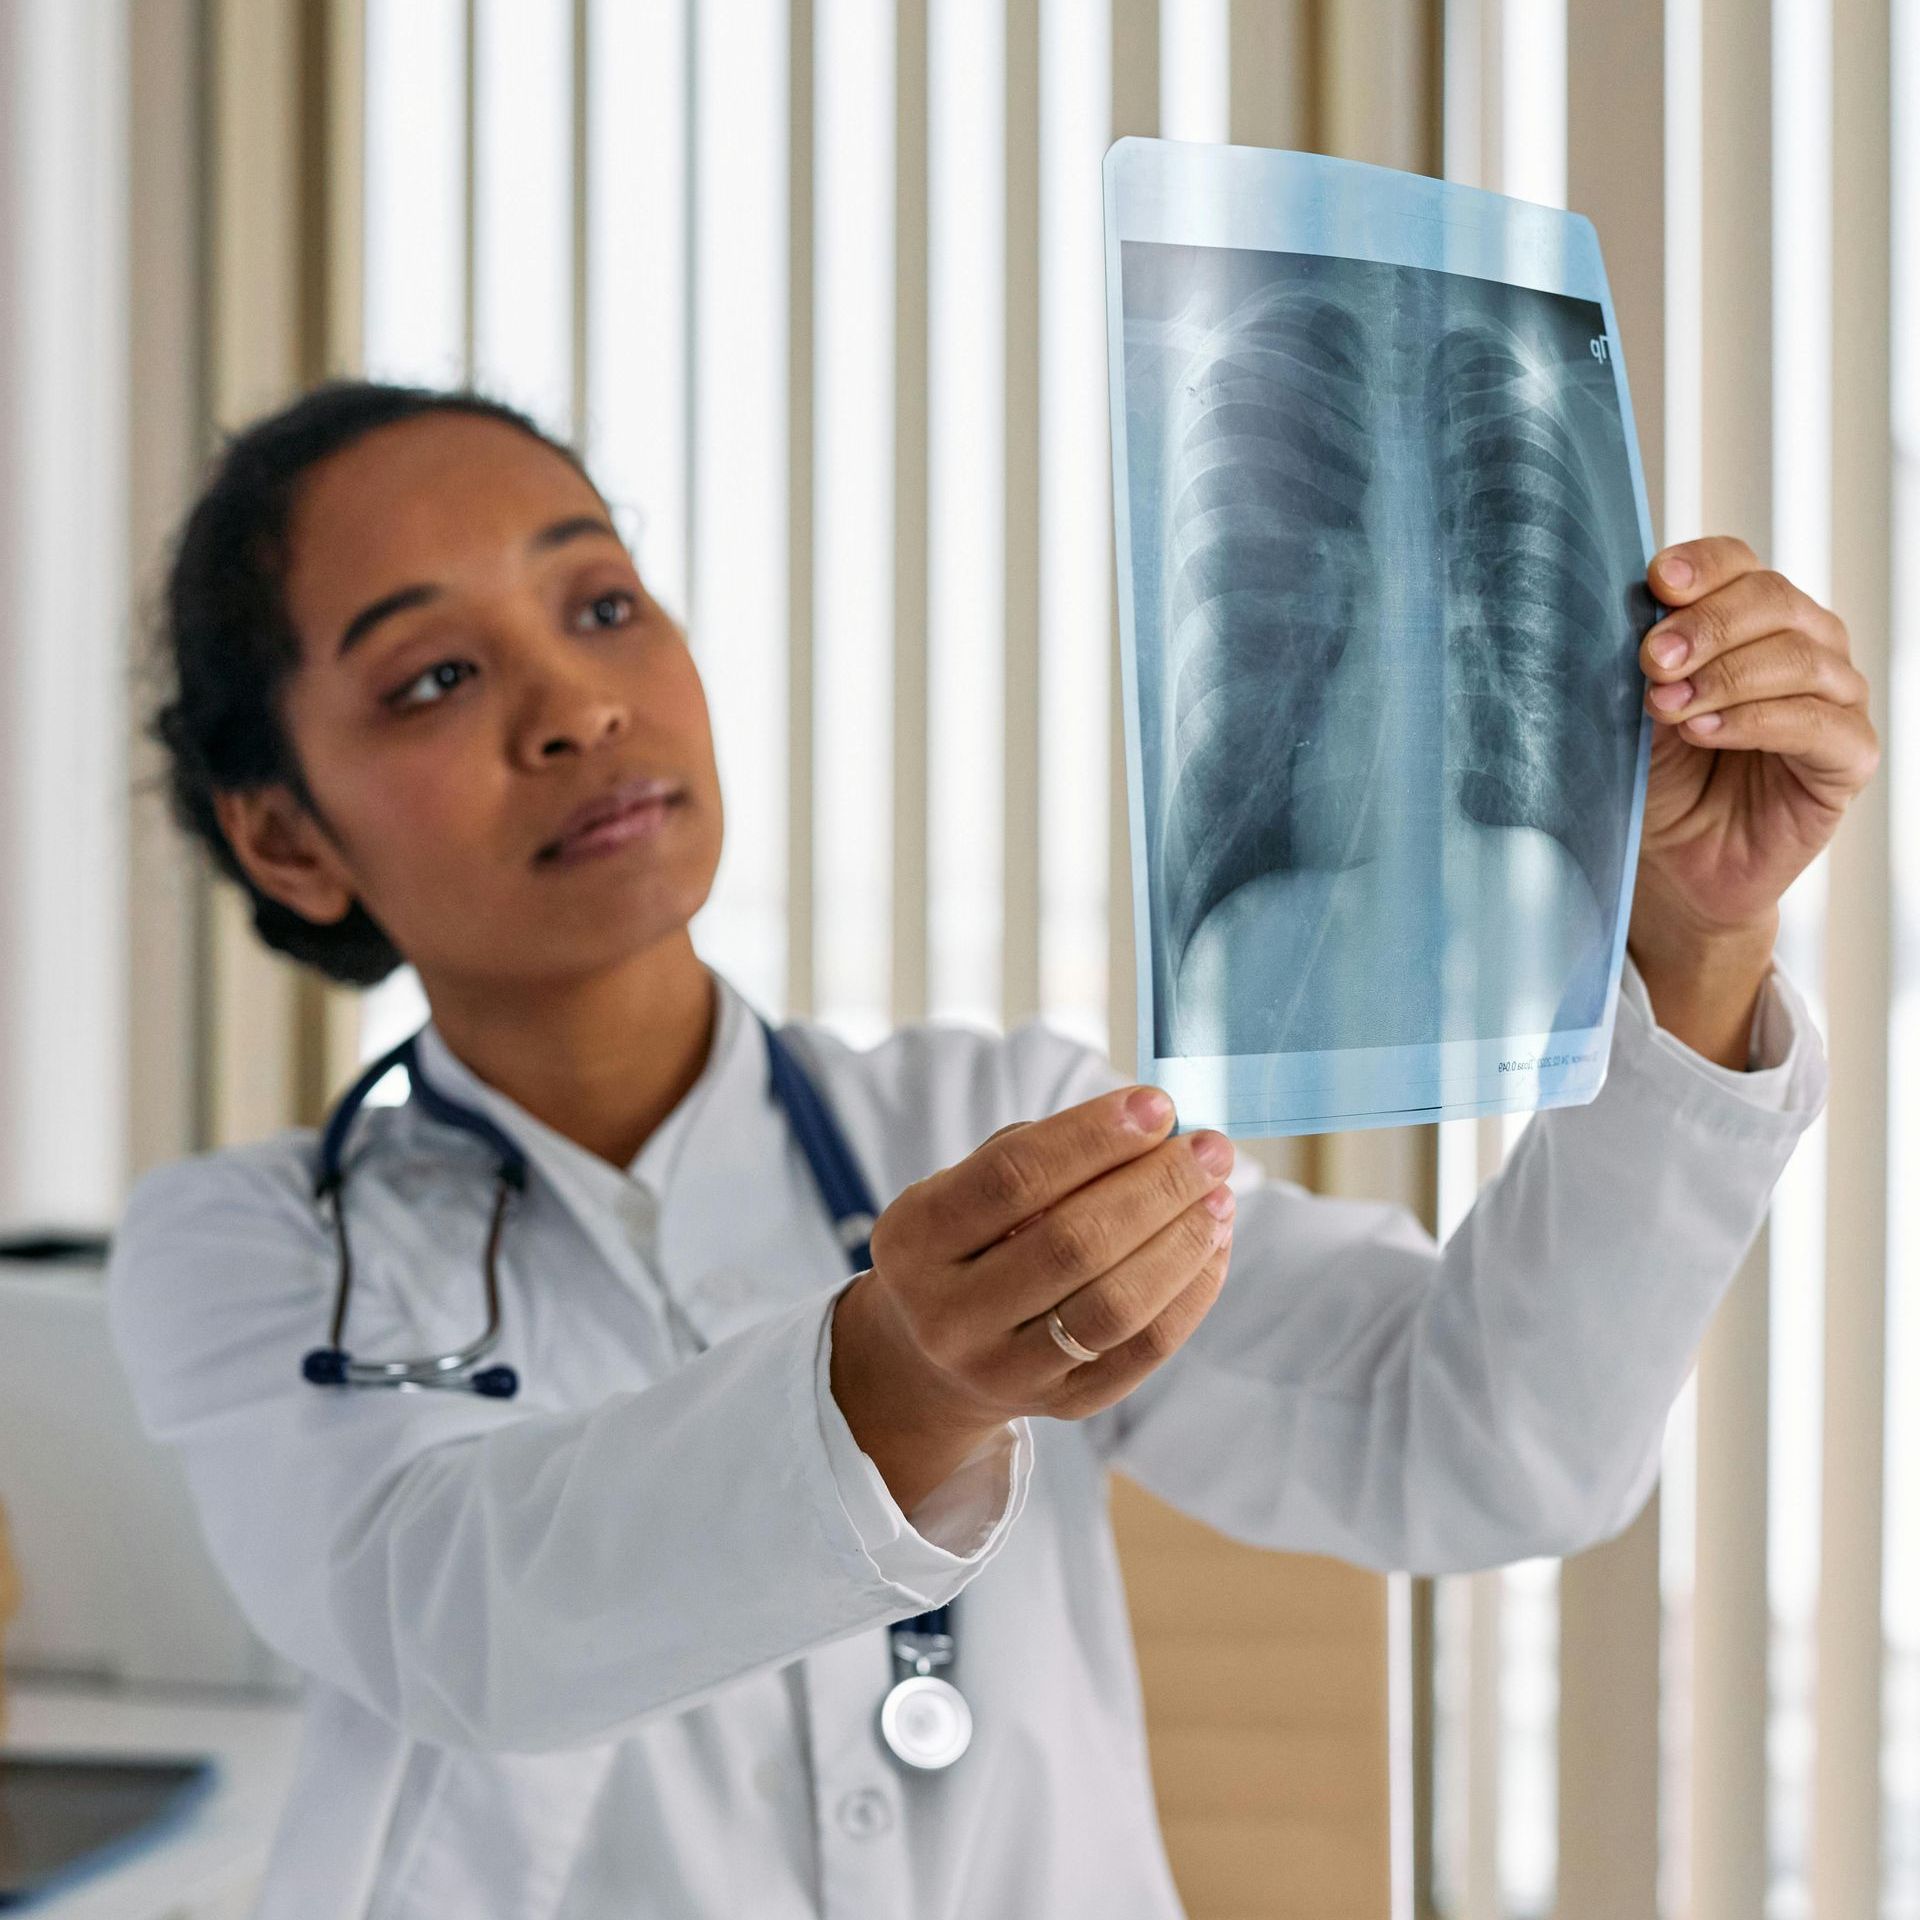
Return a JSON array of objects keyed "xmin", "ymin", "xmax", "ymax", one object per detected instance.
[{"xmin": 1105, "ymin": 140, "xmax": 1657, "ymax": 1138}]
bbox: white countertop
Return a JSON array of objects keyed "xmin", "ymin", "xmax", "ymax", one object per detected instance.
[{"xmin": 1, "ymin": 1673, "xmax": 302, "ymax": 1919}]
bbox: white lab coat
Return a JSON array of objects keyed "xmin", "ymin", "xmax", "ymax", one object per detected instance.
[{"xmin": 105, "ymin": 953, "xmax": 1824, "ymax": 1919}]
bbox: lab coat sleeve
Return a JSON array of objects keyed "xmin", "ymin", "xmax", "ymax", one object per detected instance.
[
  {"xmin": 1028, "ymin": 952, "xmax": 1826, "ymax": 1573},
  {"xmin": 813, "ymin": 1276, "xmax": 1035, "ymax": 1570},
  {"xmin": 104, "ymin": 1155, "xmax": 1031, "ymax": 1755}
]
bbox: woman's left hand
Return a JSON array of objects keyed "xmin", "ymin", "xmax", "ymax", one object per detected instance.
[{"xmin": 1627, "ymin": 535, "xmax": 1880, "ymax": 1063}]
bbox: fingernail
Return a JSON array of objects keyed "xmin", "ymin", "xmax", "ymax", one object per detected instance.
[
  {"xmin": 1649, "ymin": 677, "xmax": 1694, "ymax": 711},
  {"xmin": 1660, "ymin": 554, "xmax": 1695, "ymax": 587},
  {"xmin": 1212, "ymin": 1213, "xmax": 1236, "ymax": 1248},
  {"xmin": 1190, "ymin": 1131, "xmax": 1234, "ymax": 1175},
  {"xmin": 1650, "ymin": 630, "xmax": 1690, "ymax": 669},
  {"xmin": 1687, "ymin": 710, "xmax": 1723, "ymax": 734},
  {"xmin": 1203, "ymin": 1183, "xmax": 1236, "ymax": 1219},
  {"xmin": 1126, "ymin": 1086, "xmax": 1173, "ymax": 1130}
]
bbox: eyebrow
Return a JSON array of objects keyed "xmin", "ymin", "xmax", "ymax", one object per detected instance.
[{"xmin": 335, "ymin": 514, "xmax": 625, "ymax": 658}]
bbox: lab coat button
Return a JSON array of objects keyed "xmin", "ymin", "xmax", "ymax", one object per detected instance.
[{"xmin": 836, "ymin": 1786, "xmax": 894, "ymax": 1838}]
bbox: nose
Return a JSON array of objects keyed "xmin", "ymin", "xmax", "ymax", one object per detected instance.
[{"xmin": 509, "ymin": 640, "xmax": 631, "ymax": 767}]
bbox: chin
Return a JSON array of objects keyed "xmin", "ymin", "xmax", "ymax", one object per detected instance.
[{"xmin": 568, "ymin": 868, "xmax": 712, "ymax": 960}]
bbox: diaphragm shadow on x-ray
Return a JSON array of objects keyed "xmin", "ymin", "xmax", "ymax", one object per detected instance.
[{"xmin": 1104, "ymin": 140, "xmax": 1657, "ymax": 1138}]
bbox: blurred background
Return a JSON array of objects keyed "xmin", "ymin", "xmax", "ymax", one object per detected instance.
[{"xmin": 0, "ymin": 0, "xmax": 1911, "ymax": 1916}]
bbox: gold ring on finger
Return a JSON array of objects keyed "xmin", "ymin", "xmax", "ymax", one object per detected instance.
[{"xmin": 1046, "ymin": 1305, "xmax": 1102, "ymax": 1366}]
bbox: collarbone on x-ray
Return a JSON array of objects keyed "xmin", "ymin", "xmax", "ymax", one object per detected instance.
[{"xmin": 1135, "ymin": 251, "xmax": 1648, "ymax": 1066}]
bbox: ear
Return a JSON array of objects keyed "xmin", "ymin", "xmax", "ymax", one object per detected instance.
[{"xmin": 210, "ymin": 785, "xmax": 358, "ymax": 927}]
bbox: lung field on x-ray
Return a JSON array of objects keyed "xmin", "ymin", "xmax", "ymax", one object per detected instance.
[
  {"xmin": 1122, "ymin": 244, "xmax": 1649, "ymax": 1060},
  {"xmin": 1159, "ymin": 292, "xmax": 1384, "ymax": 965}
]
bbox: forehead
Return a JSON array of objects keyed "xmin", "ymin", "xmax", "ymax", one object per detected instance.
[{"xmin": 284, "ymin": 412, "xmax": 607, "ymax": 637}]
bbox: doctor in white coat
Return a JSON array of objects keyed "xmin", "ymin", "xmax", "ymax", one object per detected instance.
[{"xmin": 109, "ymin": 379, "xmax": 1870, "ymax": 1919}]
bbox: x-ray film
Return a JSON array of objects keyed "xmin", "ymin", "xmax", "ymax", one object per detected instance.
[{"xmin": 1105, "ymin": 139, "xmax": 1657, "ymax": 1138}]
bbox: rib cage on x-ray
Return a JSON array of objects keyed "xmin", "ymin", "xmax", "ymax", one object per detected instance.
[
  {"xmin": 1158, "ymin": 291, "xmax": 1382, "ymax": 972},
  {"xmin": 1153, "ymin": 278, "xmax": 1641, "ymax": 1014}
]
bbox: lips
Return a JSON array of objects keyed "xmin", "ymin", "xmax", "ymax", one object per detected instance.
[{"xmin": 538, "ymin": 774, "xmax": 686, "ymax": 864}]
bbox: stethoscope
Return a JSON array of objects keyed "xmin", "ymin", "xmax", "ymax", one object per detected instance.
[{"xmin": 299, "ymin": 1011, "xmax": 972, "ymax": 1771}]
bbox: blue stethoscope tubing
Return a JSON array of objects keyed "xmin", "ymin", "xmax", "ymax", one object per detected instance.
[
  {"xmin": 300, "ymin": 1008, "xmax": 968, "ymax": 1768},
  {"xmin": 303, "ymin": 1033, "xmax": 529, "ymax": 1398}
]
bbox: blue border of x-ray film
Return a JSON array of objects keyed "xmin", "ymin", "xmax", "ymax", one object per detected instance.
[{"xmin": 1102, "ymin": 137, "xmax": 1658, "ymax": 1138}]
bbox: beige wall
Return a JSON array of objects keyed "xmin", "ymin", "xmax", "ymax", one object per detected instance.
[{"xmin": 1113, "ymin": 1475, "xmax": 1393, "ymax": 1919}]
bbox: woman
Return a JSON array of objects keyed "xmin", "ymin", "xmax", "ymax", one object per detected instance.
[{"xmin": 109, "ymin": 379, "xmax": 1859, "ymax": 1918}]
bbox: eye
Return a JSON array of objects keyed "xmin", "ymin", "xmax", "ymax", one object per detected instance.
[
  {"xmin": 576, "ymin": 589, "xmax": 637, "ymax": 632},
  {"xmin": 386, "ymin": 658, "xmax": 475, "ymax": 711}
]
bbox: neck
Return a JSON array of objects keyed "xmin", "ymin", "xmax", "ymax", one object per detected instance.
[{"xmin": 419, "ymin": 929, "xmax": 719, "ymax": 1169}]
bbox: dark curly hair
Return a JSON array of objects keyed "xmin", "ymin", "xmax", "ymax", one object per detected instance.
[{"xmin": 146, "ymin": 377, "xmax": 600, "ymax": 987}]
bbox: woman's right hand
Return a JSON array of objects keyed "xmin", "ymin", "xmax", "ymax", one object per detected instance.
[{"xmin": 828, "ymin": 1086, "xmax": 1237, "ymax": 1513}]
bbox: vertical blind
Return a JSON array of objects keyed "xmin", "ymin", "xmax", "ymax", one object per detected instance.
[
  {"xmin": 339, "ymin": 0, "xmax": 1913, "ymax": 1914},
  {"xmin": 0, "ymin": 0, "xmax": 129, "ymax": 1234}
]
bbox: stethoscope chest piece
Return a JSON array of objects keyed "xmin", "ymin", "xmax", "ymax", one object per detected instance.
[
  {"xmin": 879, "ymin": 1673, "xmax": 973, "ymax": 1771},
  {"xmin": 879, "ymin": 1618, "xmax": 971, "ymax": 1770}
]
